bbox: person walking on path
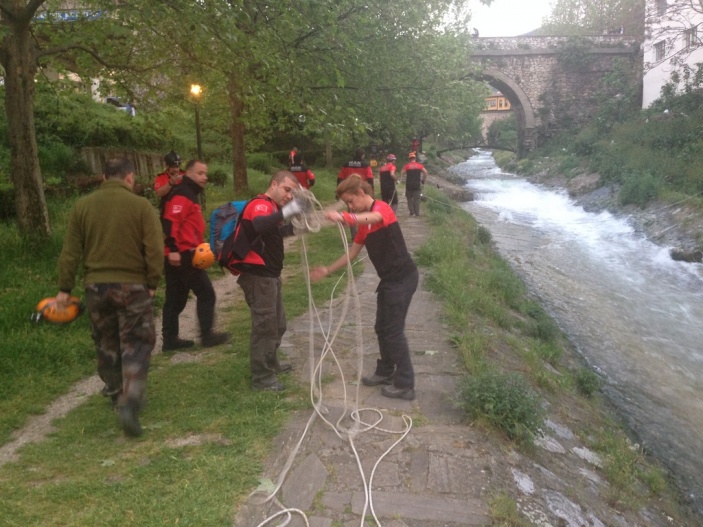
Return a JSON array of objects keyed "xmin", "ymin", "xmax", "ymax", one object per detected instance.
[
  {"xmin": 288, "ymin": 152, "xmax": 316, "ymax": 190},
  {"xmin": 229, "ymin": 171, "xmax": 306, "ymax": 391},
  {"xmin": 153, "ymin": 151, "xmax": 185, "ymax": 200},
  {"xmin": 56, "ymin": 158, "xmax": 164, "ymax": 437},
  {"xmin": 401, "ymin": 151, "xmax": 428, "ymax": 217},
  {"xmin": 310, "ymin": 175, "xmax": 419, "ymax": 400},
  {"xmin": 161, "ymin": 159, "xmax": 230, "ymax": 351},
  {"xmin": 378, "ymin": 153, "xmax": 398, "ymax": 212},
  {"xmin": 338, "ymin": 147, "xmax": 374, "ymax": 192}
]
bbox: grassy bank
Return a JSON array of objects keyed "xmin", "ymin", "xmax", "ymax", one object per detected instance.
[{"xmin": 0, "ymin": 171, "xmax": 692, "ymax": 525}]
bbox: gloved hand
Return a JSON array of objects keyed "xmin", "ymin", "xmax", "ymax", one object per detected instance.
[{"xmin": 282, "ymin": 197, "xmax": 305, "ymax": 220}]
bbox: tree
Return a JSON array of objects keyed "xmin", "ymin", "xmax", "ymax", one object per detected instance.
[{"xmin": 540, "ymin": 0, "xmax": 645, "ymax": 37}]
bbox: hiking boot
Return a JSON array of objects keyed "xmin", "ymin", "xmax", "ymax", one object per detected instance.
[
  {"xmin": 361, "ymin": 373, "xmax": 394, "ymax": 386},
  {"xmin": 277, "ymin": 363, "xmax": 293, "ymax": 374},
  {"xmin": 201, "ymin": 331, "xmax": 230, "ymax": 348},
  {"xmin": 381, "ymin": 385, "xmax": 416, "ymax": 401},
  {"xmin": 253, "ymin": 381, "xmax": 286, "ymax": 392},
  {"xmin": 162, "ymin": 338, "xmax": 195, "ymax": 352},
  {"xmin": 117, "ymin": 403, "xmax": 143, "ymax": 437}
]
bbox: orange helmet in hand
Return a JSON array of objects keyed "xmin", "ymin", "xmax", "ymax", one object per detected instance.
[
  {"xmin": 32, "ymin": 296, "xmax": 84, "ymax": 324},
  {"xmin": 192, "ymin": 243, "xmax": 215, "ymax": 270}
]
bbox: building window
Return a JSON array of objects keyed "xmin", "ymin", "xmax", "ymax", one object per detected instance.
[
  {"xmin": 656, "ymin": 0, "xmax": 667, "ymax": 16},
  {"xmin": 684, "ymin": 25, "xmax": 698, "ymax": 49},
  {"xmin": 654, "ymin": 40, "xmax": 666, "ymax": 62}
]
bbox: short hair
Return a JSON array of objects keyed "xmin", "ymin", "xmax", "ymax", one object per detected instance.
[
  {"xmin": 270, "ymin": 170, "xmax": 299, "ymax": 187},
  {"xmin": 103, "ymin": 158, "xmax": 134, "ymax": 180},
  {"xmin": 185, "ymin": 159, "xmax": 205, "ymax": 171},
  {"xmin": 336, "ymin": 174, "xmax": 371, "ymax": 199},
  {"xmin": 354, "ymin": 148, "xmax": 365, "ymax": 161}
]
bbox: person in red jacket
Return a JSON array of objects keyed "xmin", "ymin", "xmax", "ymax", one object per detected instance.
[
  {"xmin": 338, "ymin": 147, "xmax": 374, "ymax": 192},
  {"xmin": 401, "ymin": 151, "xmax": 428, "ymax": 216},
  {"xmin": 230, "ymin": 171, "xmax": 305, "ymax": 391},
  {"xmin": 153, "ymin": 151, "xmax": 185, "ymax": 199},
  {"xmin": 161, "ymin": 159, "xmax": 230, "ymax": 351},
  {"xmin": 288, "ymin": 152, "xmax": 316, "ymax": 190},
  {"xmin": 378, "ymin": 153, "xmax": 398, "ymax": 212}
]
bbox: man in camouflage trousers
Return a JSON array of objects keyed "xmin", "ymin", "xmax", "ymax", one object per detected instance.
[{"xmin": 57, "ymin": 158, "xmax": 164, "ymax": 437}]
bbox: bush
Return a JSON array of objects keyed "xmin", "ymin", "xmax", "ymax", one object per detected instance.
[
  {"xmin": 459, "ymin": 369, "xmax": 545, "ymax": 443},
  {"xmin": 618, "ymin": 172, "xmax": 660, "ymax": 208},
  {"xmin": 208, "ymin": 169, "xmax": 228, "ymax": 187},
  {"xmin": 574, "ymin": 367, "xmax": 601, "ymax": 397},
  {"xmin": 247, "ymin": 153, "xmax": 274, "ymax": 173}
]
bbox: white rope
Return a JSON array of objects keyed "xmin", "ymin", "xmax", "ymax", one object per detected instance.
[{"xmin": 250, "ymin": 191, "xmax": 413, "ymax": 527}]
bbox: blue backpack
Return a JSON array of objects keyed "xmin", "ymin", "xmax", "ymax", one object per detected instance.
[{"xmin": 209, "ymin": 200, "xmax": 247, "ymax": 256}]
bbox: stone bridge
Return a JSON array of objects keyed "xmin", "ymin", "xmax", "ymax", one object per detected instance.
[{"xmin": 470, "ymin": 36, "xmax": 641, "ymax": 155}]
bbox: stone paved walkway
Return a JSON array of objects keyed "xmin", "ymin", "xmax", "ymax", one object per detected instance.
[{"xmin": 234, "ymin": 203, "xmax": 498, "ymax": 527}]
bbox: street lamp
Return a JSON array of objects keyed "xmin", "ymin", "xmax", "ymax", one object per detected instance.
[{"xmin": 190, "ymin": 84, "xmax": 203, "ymax": 160}]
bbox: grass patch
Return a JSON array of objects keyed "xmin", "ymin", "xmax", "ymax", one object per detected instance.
[{"xmin": 0, "ymin": 165, "xmax": 353, "ymax": 525}]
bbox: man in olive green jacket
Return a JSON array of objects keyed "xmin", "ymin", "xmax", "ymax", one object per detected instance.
[{"xmin": 57, "ymin": 158, "xmax": 163, "ymax": 437}]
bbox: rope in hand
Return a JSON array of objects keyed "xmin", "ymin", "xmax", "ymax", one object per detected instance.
[{"xmin": 250, "ymin": 190, "xmax": 413, "ymax": 527}]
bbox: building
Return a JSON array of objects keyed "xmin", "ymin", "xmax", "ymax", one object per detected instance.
[
  {"xmin": 642, "ymin": 0, "xmax": 703, "ymax": 107},
  {"xmin": 481, "ymin": 88, "xmax": 512, "ymax": 140}
]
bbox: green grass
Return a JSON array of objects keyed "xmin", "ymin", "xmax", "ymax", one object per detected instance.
[{"xmin": 0, "ymin": 164, "xmax": 359, "ymax": 525}]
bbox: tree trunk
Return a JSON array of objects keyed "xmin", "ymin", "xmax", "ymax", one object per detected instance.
[
  {"xmin": 1, "ymin": 23, "xmax": 51, "ymax": 236},
  {"xmin": 228, "ymin": 74, "xmax": 248, "ymax": 196}
]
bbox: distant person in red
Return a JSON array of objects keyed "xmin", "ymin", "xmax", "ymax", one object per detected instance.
[
  {"xmin": 401, "ymin": 151, "xmax": 428, "ymax": 217},
  {"xmin": 411, "ymin": 137, "xmax": 420, "ymax": 155},
  {"xmin": 289, "ymin": 147, "xmax": 299, "ymax": 166},
  {"xmin": 288, "ymin": 152, "xmax": 316, "ymax": 190},
  {"xmin": 378, "ymin": 153, "xmax": 398, "ymax": 212},
  {"xmin": 338, "ymin": 147, "xmax": 374, "ymax": 192},
  {"xmin": 338, "ymin": 147, "xmax": 374, "ymax": 238},
  {"xmin": 153, "ymin": 151, "xmax": 185, "ymax": 199}
]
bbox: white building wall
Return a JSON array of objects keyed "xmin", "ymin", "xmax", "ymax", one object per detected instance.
[{"xmin": 642, "ymin": 0, "xmax": 703, "ymax": 107}]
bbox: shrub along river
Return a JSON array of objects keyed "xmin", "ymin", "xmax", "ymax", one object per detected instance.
[{"xmin": 451, "ymin": 149, "xmax": 703, "ymax": 517}]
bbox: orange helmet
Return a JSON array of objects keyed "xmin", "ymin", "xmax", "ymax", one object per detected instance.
[
  {"xmin": 32, "ymin": 296, "xmax": 84, "ymax": 324},
  {"xmin": 192, "ymin": 243, "xmax": 215, "ymax": 270}
]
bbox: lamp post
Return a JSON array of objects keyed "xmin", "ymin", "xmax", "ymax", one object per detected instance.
[{"xmin": 190, "ymin": 84, "xmax": 203, "ymax": 160}]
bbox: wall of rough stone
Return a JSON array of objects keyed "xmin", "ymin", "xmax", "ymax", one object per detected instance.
[{"xmin": 470, "ymin": 36, "xmax": 640, "ymax": 154}]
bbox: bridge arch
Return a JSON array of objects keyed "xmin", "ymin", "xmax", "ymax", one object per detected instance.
[
  {"xmin": 470, "ymin": 36, "xmax": 640, "ymax": 155},
  {"xmin": 478, "ymin": 67, "xmax": 536, "ymax": 156}
]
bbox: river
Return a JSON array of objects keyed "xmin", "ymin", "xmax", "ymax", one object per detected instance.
[{"xmin": 451, "ymin": 149, "xmax": 703, "ymax": 517}]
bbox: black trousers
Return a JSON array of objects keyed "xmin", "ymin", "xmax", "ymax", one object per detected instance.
[
  {"xmin": 373, "ymin": 267, "xmax": 419, "ymax": 389},
  {"xmin": 162, "ymin": 253, "xmax": 216, "ymax": 342}
]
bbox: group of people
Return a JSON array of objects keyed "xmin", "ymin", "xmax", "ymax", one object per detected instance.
[
  {"xmin": 56, "ymin": 144, "xmax": 424, "ymax": 437},
  {"xmin": 340, "ymin": 147, "xmax": 428, "ymax": 217}
]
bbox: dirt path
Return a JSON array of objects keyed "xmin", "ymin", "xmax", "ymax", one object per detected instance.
[{"xmin": 0, "ymin": 270, "xmax": 237, "ymax": 467}]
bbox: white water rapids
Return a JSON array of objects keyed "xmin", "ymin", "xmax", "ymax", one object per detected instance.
[{"xmin": 451, "ymin": 150, "xmax": 703, "ymax": 515}]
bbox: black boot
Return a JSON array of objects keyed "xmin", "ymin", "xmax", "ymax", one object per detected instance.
[{"xmin": 202, "ymin": 331, "xmax": 230, "ymax": 348}]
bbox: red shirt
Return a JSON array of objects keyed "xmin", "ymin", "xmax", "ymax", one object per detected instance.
[
  {"xmin": 289, "ymin": 164, "xmax": 316, "ymax": 189},
  {"xmin": 161, "ymin": 178, "xmax": 204, "ymax": 255},
  {"xmin": 153, "ymin": 170, "xmax": 185, "ymax": 193},
  {"xmin": 338, "ymin": 160, "xmax": 373, "ymax": 183}
]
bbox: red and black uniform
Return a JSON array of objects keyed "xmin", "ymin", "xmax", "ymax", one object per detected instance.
[
  {"xmin": 153, "ymin": 169, "xmax": 185, "ymax": 195},
  {"xmin": 338, "ymin": 160, "xmax": 374, "ymax": 191},
  {"xmin": 233, "ymin": 195, "xmax": 296, "ymax": 388},
  {"xmin": 160, "ymin": 177, "xmax": 216, "ymax": 345},
  {"xmin": 402, "ymin": 161, "xmax": 426, "ymax": 192},
  {"xmin": 354, "ymin": 200, "xmax": 418, "ymax": 389},
  {"xmin": 289, "ymin": 163, "xmax": 316, "ymax": 190},
  {"xmin": 378, "ymin": 162, "xmax": 397, "ymax": 207}
]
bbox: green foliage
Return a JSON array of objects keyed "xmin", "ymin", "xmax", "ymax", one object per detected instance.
[
  {"xmin": 574, "ymin": 367, "xmax": 602, "ymax": 397},
  {"xmin": 556, "ymin": 37, "xmax": 594, "ymax": 71},
  {"xmin": 618, "ymin": 172, "xmax": 661, "ymax": 208},
  {"xmin": 459, "ymin": 369, "xmax": 545, "ymax": 443},
  {"xmin": 487, "ymin": 114, "xmax": 518, "ymax": 151},
  {"xmin": 246, "ymin": 153, "xmax": 275, "ymax": 173},
  {"xmin": 208, "ymin": 169, "xmax": 228, "ymax": 187}
]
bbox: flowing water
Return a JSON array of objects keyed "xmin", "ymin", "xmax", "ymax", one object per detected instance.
[{"xmin": 451, "ymin": 150, "xmax": 703, "ymax": 517}]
